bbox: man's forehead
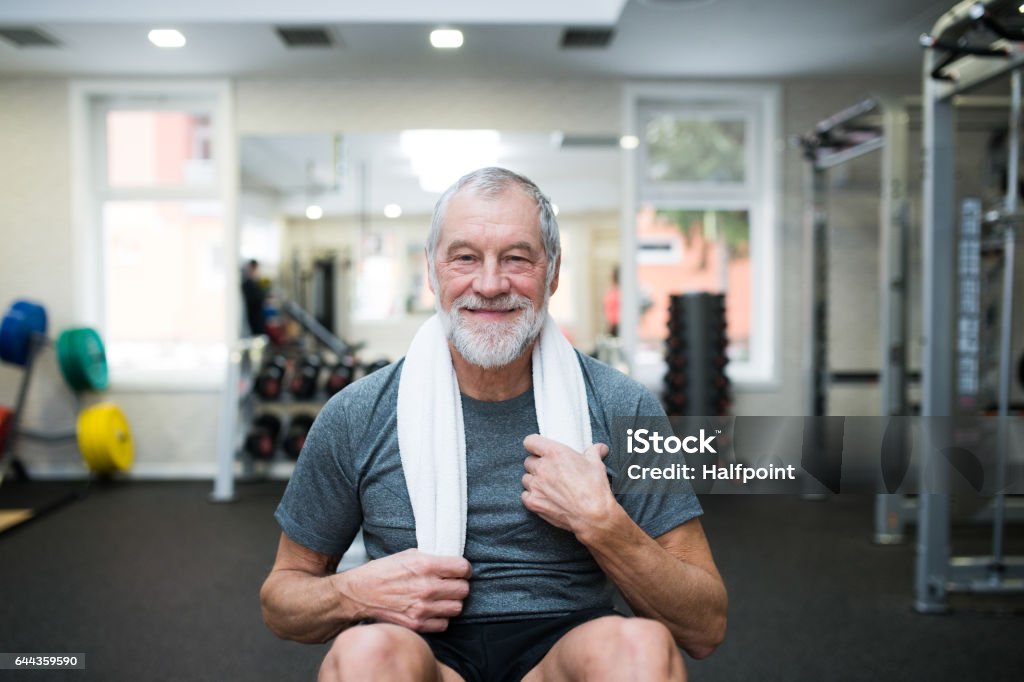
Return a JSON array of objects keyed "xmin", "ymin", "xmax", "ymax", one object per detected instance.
[{"xmin": 439, "ymin": 187, "xmax": 542, "ymax": 243}]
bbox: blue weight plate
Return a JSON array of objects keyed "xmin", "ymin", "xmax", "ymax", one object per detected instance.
[
  {"xmin": 10, "ymin": 300, "xmax": 47, "ymax": 336},
  {"xmin": 0, "ymin": 312, "xmax": 29, "ymax": 365}
]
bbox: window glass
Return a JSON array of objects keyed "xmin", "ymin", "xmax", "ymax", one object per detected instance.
[
  {"xmin": 644, "ymin": 114, "xmax": 746, "ymax": 184},
  {"xmin": 106, "ymin": 110, "xmax": 214, "ymax": 188},
  {"xmin": 636, "ymin": 207, "xmax": 751, "ymax": 363},
  {"xmin": 102, "ymin": 200, "xmax": 226, "ymax": 369}
]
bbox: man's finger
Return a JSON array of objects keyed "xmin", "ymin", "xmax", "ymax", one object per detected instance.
[
  {"xmin": 427, "ymin": 556, "xmax": 473, "ymax": 579},
  {"xmin": 523, "ymin": 434, "xmax": 568, "ymax": 457},
  {"xmin": 522, "ymin": 472, "xmax": 533, "ymax": 490},
  {"xmin": 523, "ymin": 455, "xmax": 539, "ymax": 473},
  {"xmin": 583, "ymin": 443, "xmax": 609, "ymax": 463},
  {"xmin": 430, "ymin": 600, "xmax": 465, "ymax": 618},
  {"xmin": 424, "ymin": 577, "xmax": 470, "ymax": 601},
  {"xmin": 416, "ymin": 618, "xmax": 451, "ymax": 633}
]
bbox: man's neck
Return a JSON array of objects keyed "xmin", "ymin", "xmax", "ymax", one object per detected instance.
[{"xmin": 450, "ymin": 343, "xmax": 534, "ymax": 401}]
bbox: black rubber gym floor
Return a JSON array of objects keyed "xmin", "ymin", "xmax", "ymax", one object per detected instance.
[{"xmin": 0, "ymin": 481, "xmax": 1020, "ymax": 681}]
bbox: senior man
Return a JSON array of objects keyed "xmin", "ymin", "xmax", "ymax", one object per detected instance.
[{"xmin": 260, "ymin": 167, "xmax": 727, "ymax": 682}]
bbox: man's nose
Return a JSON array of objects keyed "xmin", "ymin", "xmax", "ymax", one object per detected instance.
[{"xmin": 472, "ymin": 258, "xmax": 510, "ymax": 298}]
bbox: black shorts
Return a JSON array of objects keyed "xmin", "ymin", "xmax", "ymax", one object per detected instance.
[{"xmin": 421, "ymin": 608, "xmax": 620, "ymax": 682}]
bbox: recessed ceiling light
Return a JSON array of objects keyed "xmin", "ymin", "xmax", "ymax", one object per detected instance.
[
  {"xmin": 430, "ymin": 29, "xmax": 463, "ymax": 49},
  {"xmin": 148, "ymin": 29, "xmax": 186, "ymax": 48},
  {"xmin": 305, "ymin": 205, "xmax": 323, "ymax": 220},
  {"xmin": 383, "ymin": 204, "xmax": 402, "ymax": 218},
  {"xmin": 619, "ymin": 135, "xmax": 640, "ymax": 150}
]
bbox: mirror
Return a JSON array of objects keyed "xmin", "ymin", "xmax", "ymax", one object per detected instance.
[{"xmin": 238, "ymin": 131, "xmax": 623, "ymax": 363}]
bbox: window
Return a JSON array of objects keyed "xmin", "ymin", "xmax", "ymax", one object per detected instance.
[
  {"xmin": 72, "ymin": 82, "xmax": 234, "ymax": 386},
  {"xmin": 624, "ymin": 85, "xmax": 778, "ymax": 384}
]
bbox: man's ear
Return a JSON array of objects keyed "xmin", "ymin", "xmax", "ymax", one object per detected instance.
[
  {"xmin": 426, "ymin": 250, "xmax": 435, "ymax": 294},
  {"xmin": 549, "ymin": 256, "xmax": 561, "ymax": 295}
]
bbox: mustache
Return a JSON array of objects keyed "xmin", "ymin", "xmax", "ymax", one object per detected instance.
[{"xmin": 452, "ymin": 294, "xmax": 533, "ymax": 312}]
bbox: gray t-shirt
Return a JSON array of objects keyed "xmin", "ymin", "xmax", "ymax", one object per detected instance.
[{"xmin": 274, "ymin": 352, "xmax": 702, "ymax": 623}]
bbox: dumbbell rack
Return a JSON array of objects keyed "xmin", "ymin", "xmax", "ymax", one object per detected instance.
[
  {"xmin": 0, "ymin": 333, "xmax": 79, "ymax": 485},
  {"xmin": 0, "ymin": 333, "xmax": 89, "ymax": 536},
  {"xmin": 662, "ymin": 293, "xmax": 731, "ymax": 417},
  {"xmin": 211, "ymin": 336, "xmax": 265, "ymax": 502},
  {"xmin": 212, "ymin": 297, "xmax": 385, "ymax": 502},
  {"xmin": 211, "ymin": 339, "xmax": 348, "ymax": 502}
]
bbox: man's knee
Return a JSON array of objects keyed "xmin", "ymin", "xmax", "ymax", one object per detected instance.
[
  {"xmin": 319, "ymin": 624, "xmax": 435, "ymax": 681},
  {"xmin": 581, "ymin": 617, "xmax": 684, "ymax": 679}
]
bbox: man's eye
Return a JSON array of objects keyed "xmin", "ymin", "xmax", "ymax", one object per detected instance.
[{"xmin": 455, "ymin": 255, "xmax": 475, "ymax": 262}]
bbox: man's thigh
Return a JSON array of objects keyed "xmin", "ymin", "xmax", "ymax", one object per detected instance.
[{"xmin": 521, "ymin": 615, "xmax": 685, "ymax": 682}]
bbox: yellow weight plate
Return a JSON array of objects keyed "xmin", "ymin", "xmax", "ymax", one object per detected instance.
[{"xmin": 77, "ymin": 403, "xmax": 134, "ymax": 474}]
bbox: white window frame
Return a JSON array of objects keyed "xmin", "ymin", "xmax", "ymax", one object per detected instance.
[
  {"xmin": 621, "ymin": 82, "xmax": 780, "ymax": 386},
  {"xmin": 70, "ymin": 80, "xmax": 237, "ymax": 390}
]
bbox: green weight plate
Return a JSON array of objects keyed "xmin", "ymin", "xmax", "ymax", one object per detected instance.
[{"xmin": 57, "ymin": 328, "xmax": 109, "ymax": 392}]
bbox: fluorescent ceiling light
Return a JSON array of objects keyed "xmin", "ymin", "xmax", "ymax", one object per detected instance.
[
  {"xmin": 400, "ymin": 129, "xmax": 500, "ymax": 193},
  {"xmin": 383, "ymin": 204, "xmax": 403, "ymax": 218},
  {"xmin": 305, "ymin": 205, "xmax": 323, "ymax": 220},
  {"xmin": 619, "ymin": 135, "xmax": 640, "ymax": 150},
  {"xmin": 430, "ymin": 29, "xmax": 464, "ymax": 49},
  {"xmin": 148, "ymin": 29, "xmax": 186, "ymax": 48}
]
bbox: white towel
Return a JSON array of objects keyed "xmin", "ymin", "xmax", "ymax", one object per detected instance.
[{"xmin": 396, "ymin": 313, "xmax": 592, "ymax": 556}]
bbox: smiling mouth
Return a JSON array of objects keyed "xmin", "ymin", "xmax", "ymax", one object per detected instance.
[{"xmin": 463, "ymin": 307, "xmax": 518, "ymax": 318}]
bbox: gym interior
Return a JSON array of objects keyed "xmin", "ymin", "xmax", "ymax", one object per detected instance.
[{"xmin": 1, "ymin": 0, "xmax": 1023, "ymax": 679}]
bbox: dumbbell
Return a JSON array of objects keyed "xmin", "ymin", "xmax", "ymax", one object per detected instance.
[
  {"xmin": 256, "ymin": 355, "xmax": 288, "ymax": 400},
  {"xmin": 325, "ymin": 356, "xmax": 359, "ymax": 397},
  {"xmin": 288, "ymin": 354, "xmax": 323, "ymax": 400},
  {"xmin": 283, "ymin": 413, "xmax": 316, "ymax": 459},
  {"xmin": 662, "ymin": 391, "xmax": 687, "ymax": 414},
  {"xmin": 244, "ymin": 413, "xmax": 282, "ymax": 460}
]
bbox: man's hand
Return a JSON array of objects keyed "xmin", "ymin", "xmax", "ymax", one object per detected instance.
[
  {"xmin": 521, "ymin": 434, "xmax": 617, "ymax": 538},
  {"xmin": 334, "ymin": 548, "xmax": 471, "ymax": 633}
]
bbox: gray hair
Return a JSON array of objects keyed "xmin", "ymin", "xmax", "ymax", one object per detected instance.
[{"xmin": 426, "ymin": 167, "xmax": 560, "ymax": 291}]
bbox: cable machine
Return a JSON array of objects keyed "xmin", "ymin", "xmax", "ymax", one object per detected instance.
[
  {"xmin": 798, "ymin": 96, "xmax": 919, "ymax": 527},
  {"xmin": 918, "ymin": 0, "xmax": 1024, "ymax": 612}
]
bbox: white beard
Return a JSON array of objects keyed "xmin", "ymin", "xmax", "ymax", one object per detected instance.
[{"xmin": 438, "ymin": 292, "xmax": 547, "ymax": 369}]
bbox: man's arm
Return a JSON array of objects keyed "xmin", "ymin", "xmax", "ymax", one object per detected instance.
[
  {"xmin": 578, "ymin": 514, "xmax": 726, "ymax": 659},
  {"xmin": 521, "ymin": 435, "xmax": 727, "ymax": 659},
  {"xmin": 260, "ymin": 533, "xmax": 472, "ymax": 643}
]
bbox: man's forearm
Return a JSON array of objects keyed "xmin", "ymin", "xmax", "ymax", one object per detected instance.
[
  {"xmin": 260, "ymin": 570, "xmax": 360, "ymax": 643},
  {"xmin": 577, "ymin": 507, "xmax": 727, "ymax": 659}
]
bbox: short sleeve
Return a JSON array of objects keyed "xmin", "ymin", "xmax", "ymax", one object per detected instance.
[
  {"xmin": 274, "ymin": 401, "xmax": 362, "ymax": 556},
  {"xmin": 574, "ymin": 353, "xmax": 705, "ymax": 540},
  {"xmin": 614, "ymin": 389, "xmax": 704, "ymax": 538}
]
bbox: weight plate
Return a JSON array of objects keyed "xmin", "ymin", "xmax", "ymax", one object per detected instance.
[
  {"xmin": 10, "ymin": 300, "xmax": 47, "ymax": 336},
  {"xmin": 0, "ymin": 301, "xmax": 48, "ymax": 366},
  {"xmin": 57, "ymin": 328, "xmax": 109, "ymax": 392},
  {"xmin": 0, "ymin": 405, "xmax": 13, "ymax": 453},
  {"xmin": 76, "ymin": 403, "xmax": 133, "ymax": 473},
  {"xmin": 0, "ymin": 313, "xmax": 28, "ymax": 365}
]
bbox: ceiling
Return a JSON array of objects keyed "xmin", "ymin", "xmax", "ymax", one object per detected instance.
[
  {"xmin": 1, "ymin": 0, "xmax": 956, "ymax": 220},
  {"xmin": 0, "ymin": 0, "xmax": 952, "ymax": 80}
]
